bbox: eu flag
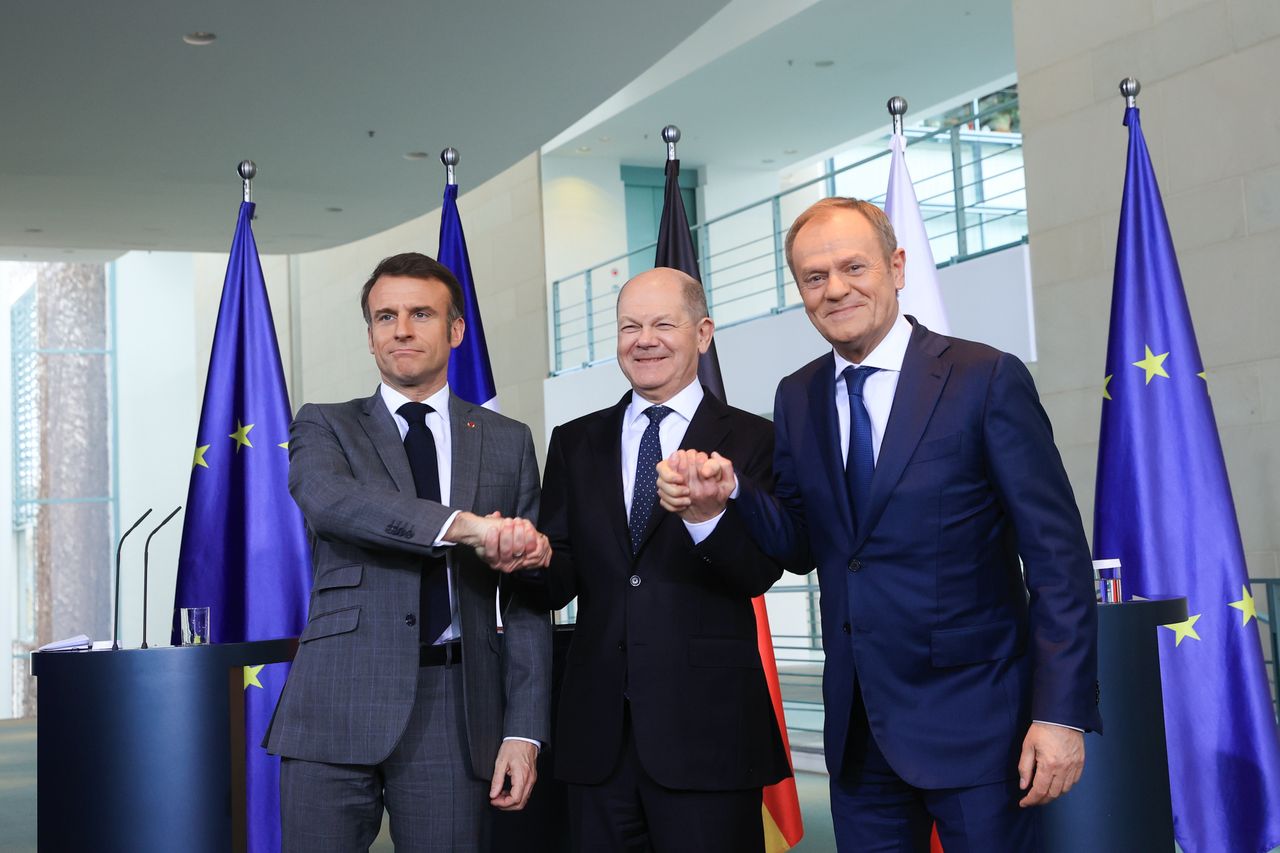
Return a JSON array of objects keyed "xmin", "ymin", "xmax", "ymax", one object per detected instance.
[
  {"xmin": 174, "ymin": 201, "xmax": 312, "ymax": 853},
  {"xmin": 440, "ymin": 183, "xmax": 499, "ymax": 410},
  {"xmin": 1094, "ymin": 107, "xmax": 1280, "ymax": 853}
]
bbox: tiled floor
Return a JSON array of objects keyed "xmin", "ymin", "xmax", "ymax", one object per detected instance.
[{"xmin": 0, "ymin": 717, "xmax": 839, "ymax": 852}]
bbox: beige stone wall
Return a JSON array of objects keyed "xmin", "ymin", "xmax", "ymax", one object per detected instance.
[
  {"xmin": 1013, "ymin": 0, "xmax": 1280, "ymax": 577},
  {"xmin": 290, "ymin": 154, "xmax": 549, "ymax": 459}
]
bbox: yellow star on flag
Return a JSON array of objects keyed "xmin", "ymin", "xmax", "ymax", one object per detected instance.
[
  {"xmin": 1162, "ymin": 613, "xmax": 1201, "ymax": 646},
  {"xmin": 1102, "ymin": 374, "xmax": 1113, "ymax": 401},
  {"xmin": 1228, "ymin": 586, "xmax": 1257, "ymax": 626},
  {"xmin": 278, "ymin": 441, "xmax": 289, "ymax": 450},
  {"xmin": 1132, "ymin": 345, "xmax": 1170, "ymax": 385},
  {"xmin": 244, "ymin": 664, "xmax": 265, "ymax": 690},
  {"xmin": 193, "ymin": 444, "xmax": 210, "ymax": 469},
  {"xmin": 230, "ymin": 420, "xmax": 255, "ymax": 452},
  {"xmin": 1198, "ymin": 371, "xmax": 1207, "ymax": 382}
]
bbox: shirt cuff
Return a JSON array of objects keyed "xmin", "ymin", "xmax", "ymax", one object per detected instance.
[
  {"xmin": 683, "ymin": 509, "xmax": 727, "ymax": 545},
  {"xmin": 433, "ymin": 510, "xmax": 462, "ymax": 547},
  {"xmin": 1032, "ymin": 719, "xmax": 1084, "ymax": 733},
  {"xmin": 502, "ymin": 736, "xmax": 542, "ymax": 751}
]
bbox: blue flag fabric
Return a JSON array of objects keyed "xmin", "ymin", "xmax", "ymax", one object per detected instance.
[
  {"xmin": 174, "ymin": 201, "xmax": 312, "ymax": 853},
  {"xmin": 440, "ymin": 183, "xmax": 498, "ymax": 409},
  {"xmin": 1094, "ymin": 107, "xmax": 1280, "ymax": 853}
]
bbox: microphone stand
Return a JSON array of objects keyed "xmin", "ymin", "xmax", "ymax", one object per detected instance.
[
  {"xmin": 112, "ymin": 509, "xmax": 153, "ymax": 651},
  {"xmin": 141, "ymin": 507, "xmax": 182, "ymax": 650}
]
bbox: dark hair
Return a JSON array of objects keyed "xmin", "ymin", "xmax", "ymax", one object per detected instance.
[
  {"xmin": 784, "ymin": 197, "xmax": 898, "ymax": 278},
  {"xmin": 360, "ymin": 252, "xmax": 464, "ymax": 325}
]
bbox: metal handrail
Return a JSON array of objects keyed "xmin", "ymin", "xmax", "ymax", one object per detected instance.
[{"xmin": 550, "ymin": 98, "xmax": 1025, "ymax": 373}]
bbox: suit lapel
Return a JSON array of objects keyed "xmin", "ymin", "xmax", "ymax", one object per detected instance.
[
  {"xmin": 449, "ymin": 395, "xmax": 480, "ymax": 511},
  {"xmin": 358, "ymin": 387, "xmax": 416, "ymax": 494},
  {"xmin": 588, "ymin": 393, "xmax": 633, "ymax": 560},
  {"xmin": 634, "ymin": 389, "xmax": 732, "ymax": 553},
  {"xmin": 854, "ymin": 322, "xmax": 951, "ymax": 549},
  {"xmin": 806, "ymin": 355, "xmax": 854, "ymax": 530}
]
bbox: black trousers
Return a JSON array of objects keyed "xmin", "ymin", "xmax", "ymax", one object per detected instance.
[{"xmin": 566, "ymin": 708, "xmax": 764, "ymax": 853}]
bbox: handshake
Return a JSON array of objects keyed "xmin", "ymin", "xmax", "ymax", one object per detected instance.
[
  {"xmin": 656, "ymin": 449, "xmax": 739, "ymax": 523},
  {"xmin": 446, "ymin": 512, "xmax": 552, "ymax": 573}
]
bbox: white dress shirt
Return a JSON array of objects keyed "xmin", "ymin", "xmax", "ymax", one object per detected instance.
[
  {"xmin": 620, "ymin": 379, "xmax": 724, "ymax": 545},
  {"xmin": 832, "ymin": 313, "xmax": 912, "ymax": 465},
  {"xmin": 380, "ymin": 382, "xmax": 460, "ymax": 643}
]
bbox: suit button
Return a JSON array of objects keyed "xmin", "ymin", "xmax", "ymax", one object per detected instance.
[
  {"xmin": 848, "ymin": 558, "xmax": 862, "ymax": 572},
  {"xmin": 629, "ymin": 575, "xmax": 642, "ymax": 587},
  {"xmin": 618, "ymin": 641, "xmax": 625, "ymax": 651},
  {"xmin": 842, "ymin": 622, "xmax": 851, "ymax": 634},
  {"xmin": 405, "ymin": 613, "xmax": 416, "ymax": 627}
]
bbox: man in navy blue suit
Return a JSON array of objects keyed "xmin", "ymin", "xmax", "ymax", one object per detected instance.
[{"xmin": 658, "ymin": 198, "xmax": 1100, "ymax": 851}]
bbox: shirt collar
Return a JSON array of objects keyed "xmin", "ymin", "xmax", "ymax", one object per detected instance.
[
  {"xmin": 626, "ymin": 378, "xmax": 704, "ymax": 427},
  {"xmin": 381, "ymin": 382, "xmax": 451, "ymax": 420},
  {"xmin": 833, "ymin": 313, "xmax": 912, "ymax": 380}
]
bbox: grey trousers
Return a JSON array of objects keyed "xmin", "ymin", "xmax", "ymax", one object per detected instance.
[{"xmin": 280, "ymin": 663, "xmax": 489, "ymax": 853}]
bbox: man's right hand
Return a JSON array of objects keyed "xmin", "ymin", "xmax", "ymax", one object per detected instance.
[
  {"xmin": 656, "ymin": 449, "xmax": 736, "ymax": 522},
  {"xmin": 445, "ymin": 512, "xmax": 550, "ymax": 573}
]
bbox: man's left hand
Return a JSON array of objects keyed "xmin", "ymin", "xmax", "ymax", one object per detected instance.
[
  {"xmin": 1018, "ymin": 722, "xmax": 1085, "ymax": 807},
  {"xmin": 490, "ymin": 739, "xmax": 538, "ymax": 811}
]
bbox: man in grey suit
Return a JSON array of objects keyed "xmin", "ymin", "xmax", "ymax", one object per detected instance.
[{"xmin": 265, "ymin": 252, "xmax": 552, "ymax": 853}]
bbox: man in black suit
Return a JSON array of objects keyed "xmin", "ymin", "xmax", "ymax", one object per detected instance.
[{"xmin": 511, "ymin": 267, "xmax": 791, "ymax": 852}]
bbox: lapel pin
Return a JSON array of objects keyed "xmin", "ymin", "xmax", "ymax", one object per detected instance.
[{"xmin": 466, "ymin": 421, "xmax": 476, "ymax": 429}]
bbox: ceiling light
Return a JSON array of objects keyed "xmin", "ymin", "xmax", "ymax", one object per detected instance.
[
  {"xmin": 598, "ymin": 136, "xmax": 611, "ymax": 143},
  {"xmin": 814, "ymin": 60, "xmax": 835, "ymax": 68},
  {"xmin": 325, "ymin": 207, "xmax": 343, "ymax": 213},
  {"xmin": 577, "ymin": 146, "xmax": 591, "ymax": 153},
  {"xmin": 182, "ymin": 32, "xmax": 217, "ymax": 46},
  {"xmin": 761, "ymin": 158, "xmax": 775, "ymax": 164},
  {"xmin": 24, "ymin": 227, "xmax": 42, "ymax": 233},
  {"xmin": 403, "ymin": 151, "xmax": 429, "ymax": 160},
  {"xmin": 784, "ymin": 148, "xmax": 798, "ymax": 155}
]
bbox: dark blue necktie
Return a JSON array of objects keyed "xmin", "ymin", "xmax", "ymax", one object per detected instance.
[
  {"xmin": 398, "ymin": 402, "xmax": 452, "ymax": 644},
  {"xmin": 628, "ymin": 405, "xmax": 672, "ymax": 553},
  {"xmin": 843, "ymin": 366, "xmax": 880, "ymax": 528}
]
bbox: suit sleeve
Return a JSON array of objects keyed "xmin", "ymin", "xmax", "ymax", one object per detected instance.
[
  {"xmin": 498, "ymin": 424, "xmax": 552, "ymax": 744},
  {"xmin": 731, "ymin": 385, "xmax": 814, "ymax": 576},
  {"xmin": 691, "ymin": 420, "xmax": 787, "ymax": 597},
  {"xmin": 521, "ymin": 425, "xmax": 578, "ymax": 611},
  {"xmin": 288, "ymin": 403, "xmax": 455, "ymax": 556},
  {"xmin": 983, "ymin": 354, "xmax": 1101, "ymax": 733}
]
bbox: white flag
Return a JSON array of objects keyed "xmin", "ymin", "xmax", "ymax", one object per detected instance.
[{"xmin": 885, "ymin": 133, "xmax": 950, "ymax": 334}]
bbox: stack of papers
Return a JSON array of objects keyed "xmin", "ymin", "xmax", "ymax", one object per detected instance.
[{"xmin": 38, "ymin": 634, "xmax": 92, "ymax": 652}]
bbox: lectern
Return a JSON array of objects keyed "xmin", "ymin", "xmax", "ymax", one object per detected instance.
[
  {"xmin": 32, "ymin": 639, "xmax": 296, "ymax": 853},
  {"xmin": 1042, "ymin": 597, "xmax": 1187, "ymax": 852}
]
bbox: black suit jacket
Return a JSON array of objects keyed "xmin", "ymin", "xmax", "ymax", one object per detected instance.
[{"xmin": 533, "ymin": 389, "xmax": 791, "ymax": 791}]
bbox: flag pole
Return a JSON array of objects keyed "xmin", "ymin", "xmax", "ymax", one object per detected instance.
[
  {"xmin": 662, "ymin": 124, "xmax": 680, "ymax": 161},
  {"xmin": 1120, "ymin": 76, "xmax": 1141, "ymax": 107},
  {"xmin": 238, "ymin": 159, "xmax": 256, "ymax": 203},
  {"xmin": 887, "ymin": 95, "xmax": 907, "ymax": 136},
  {"xmin": 441, "ymin": 147, "xmax": 459, "ymax": 187}
]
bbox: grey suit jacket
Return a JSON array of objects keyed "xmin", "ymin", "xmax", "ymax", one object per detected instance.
[{"xmin": 264, "ymin": 387, "xmax": 551, "ymax": 776}]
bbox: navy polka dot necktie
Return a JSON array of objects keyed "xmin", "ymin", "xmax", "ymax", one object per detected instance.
[
  {"xmin": 628, "ymin": 405, "xmax": 672, "ymax": 553},
  {"xmin": 842, "ymin": 366, "xmax": 880, "ymax": 530}
]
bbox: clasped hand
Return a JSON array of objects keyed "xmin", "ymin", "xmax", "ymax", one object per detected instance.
[
  {"xmin": 446, "ymin": 511, "xmax": 551, "ymax": 573},
  {"xmin": 655, "ymin": 449, "xmax": 736, "ymax": 522}
]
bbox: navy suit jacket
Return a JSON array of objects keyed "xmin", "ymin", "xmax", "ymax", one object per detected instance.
[{"xmin": 737, "ymin": 319, "xmax": 1100, "ymax": 789}]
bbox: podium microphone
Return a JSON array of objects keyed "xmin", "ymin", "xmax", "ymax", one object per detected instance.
[
  {"xmin": 112, "ymin": 509, "xmax": 153, "ymax": 651},
  {"xmin": 140, "ymin": 506, "xmax": 182, "ymax": 650}
]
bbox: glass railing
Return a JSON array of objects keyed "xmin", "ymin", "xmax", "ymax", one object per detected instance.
[{"xmin": 550, "ymin": 98, "xmax": 1026, "ymax": 374}]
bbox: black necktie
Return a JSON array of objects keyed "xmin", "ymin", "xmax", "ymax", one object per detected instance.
[
  {"xmin": 628, "ymin": 405, "xmax": 672, "ymax": 553},
  {"xmin": 843, "ymin": 366, "xmax": 880, "ymax": 530},
  {"xmin": 398, "ymin": 401, "xmax": 452, "ymax": 644}
]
